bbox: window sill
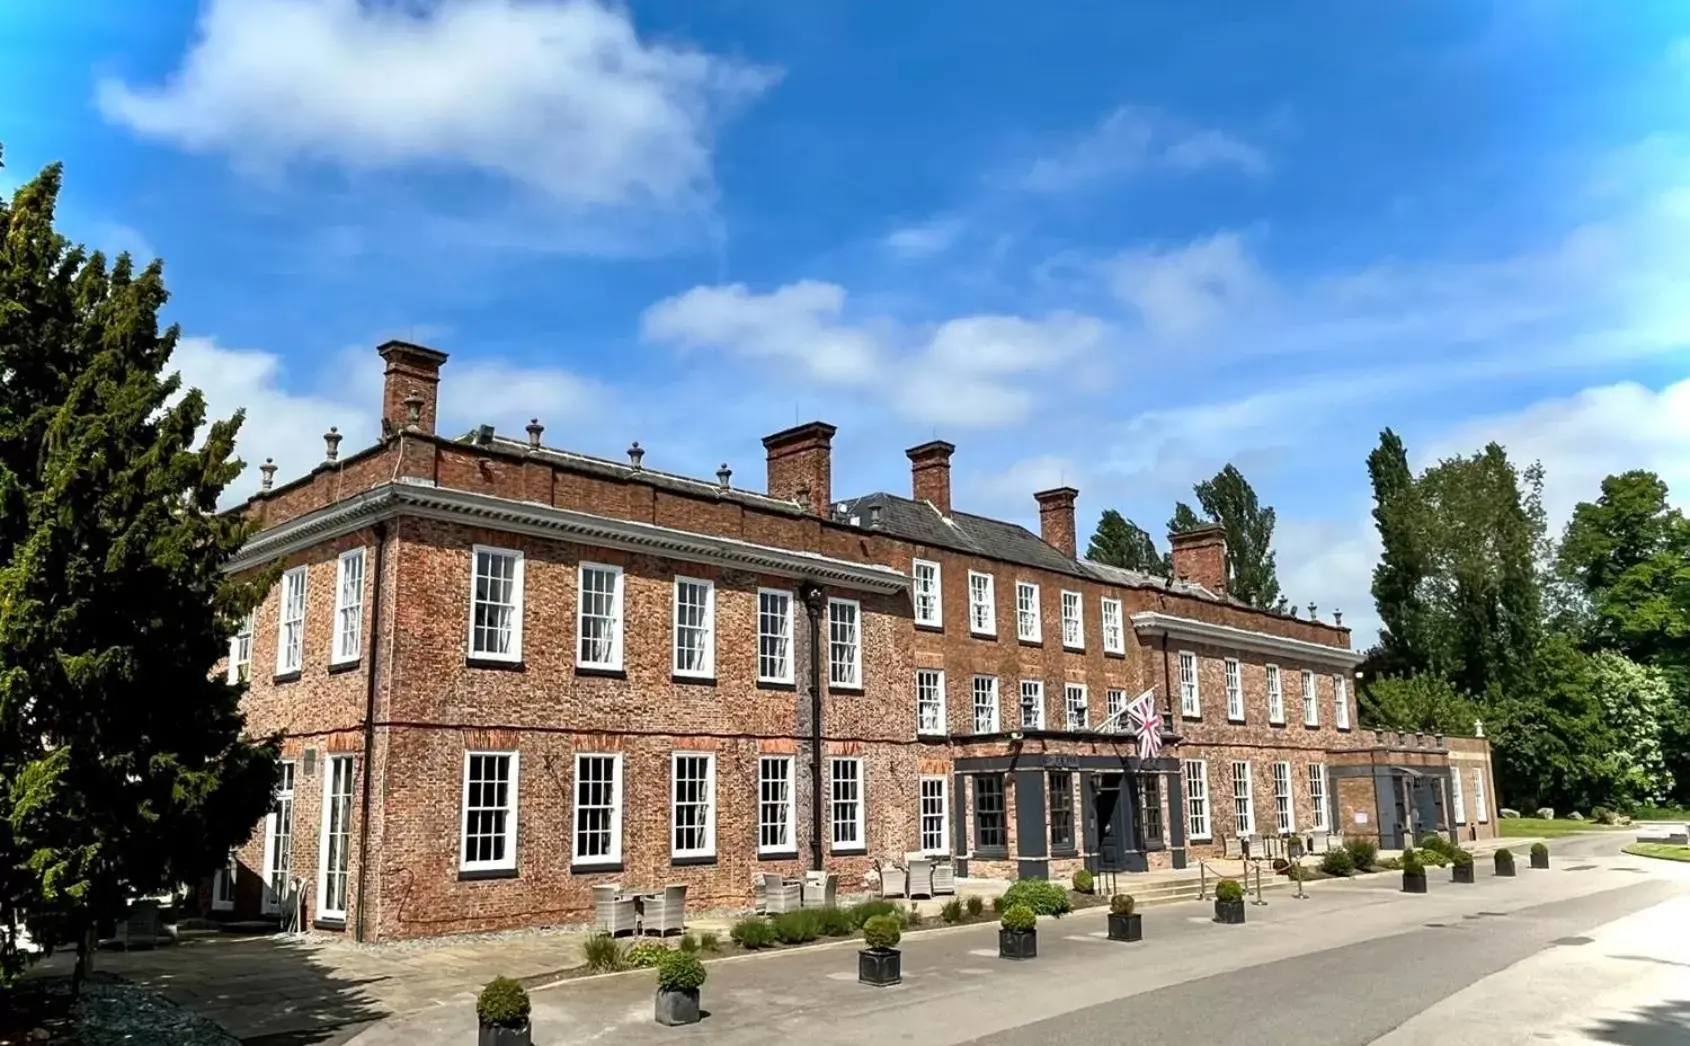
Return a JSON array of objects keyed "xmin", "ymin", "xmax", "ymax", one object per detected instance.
[
  {"xmin": 671, "ymin": 674, "xmax": 716, "ymax": 686},
  {"xmin": 1051, "ymin": 848, "xmax": 1078, "ymax": 859},
  {"xmin": 328, "ymin": 659, "xmax": 362, "ymax": 675},
  {"xmin": 575, "ymin": 665, "xmax": 626, "ymax": 680},
  {"xmin": 1304, "ymin": 723, "xmax": 1322, "ymax": 730},
  {"xmin": 829, "ymin": 683, "xmax": 864, "ymax": 694},
  {"xmin": 272, "ymin": 670, "xmax": 302, "ymax": 685},
  {"xmin": 1018, "ymin": 637, "xmax": 1043, "ymax": 648},
  {"xmin": 756, "ymin": 678, "xmax": 797, "ymax": 692},
  {"xmin": 458, "ymin": 866, "xmax": 518, "ymax": 881},
  {"xmin": 757, "ymin": 850, "xmax": 799, "ymax": 862},
  {"xmin": 1227, "ymin": 716, "xmax": 1245, "ymax": 724},
  {"xmin": 1063, "ymin": 645, "xmax": 1085, "ymax": 654},
  {"xmin": 570, "ymin": 861, "xmax": 624, "ymax": 875},
  {"xmin": 969, "ymin": 630, "xmax": 998, "ymax": 640},
  {"xmin": 830, "ymin": 846, "xmax": 867, "ymax": 856},
  {"xmin": 467, "ymin": 657, "xmax": 524, "ymax": 672},
  {"xmin": 915, "ymin": 623, "xmax": 945, "ymax": 634},
  {"xmin": 671, "ymin": 854, "xmax": 717, "ymax": 867},
  {"xmin": 973, "ymin": 848, "xmax": 1008, "ymax": 861},
  {"xmin": 1103, "ymin": 649, "xmax": 1127, "ymax": 660},
  {"xmin": 312, "ymin": 917, "xmax": 346, "ymax": 932},
  {"xmin": 917, "ymin": 729, "xmax": 949, "ymax": 739}
]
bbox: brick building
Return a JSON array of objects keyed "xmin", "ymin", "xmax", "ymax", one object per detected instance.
[{"xmin": 212, "ymin": 341, "xmax": 1498, "ymax": 940}]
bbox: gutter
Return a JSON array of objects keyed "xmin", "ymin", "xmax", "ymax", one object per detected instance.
[
  {"xmin": 802, "ymin": 583, "xmax": 825, "ymax": 872},
  {"xmin": 352, "ymin": 520, "xmax": 389, "ymax": 942}
]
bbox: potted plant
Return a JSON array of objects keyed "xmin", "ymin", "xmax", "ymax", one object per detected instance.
[
  {"xmin": 1451, "ymin": 848, "xmax": 1475, "ymax": 884},
  {"xmin": 654, "ymin": 950, "xmax": 707, "ymax": 1027},
  {"xmin": 476, "ymin": 977, "xmax": 532, "ymax": 1046},
  {"xmin": 858, "ymin": 915, "xmax": 902, "ymax": 987},
  {"xmin": 998, "ymin": 903, "xmax": 1038, "ymax": 960},
  {"xmin": 1401, "ymin": 849, "xmax": 1427, "ymax": 894},
  {"xmin": 1494, "ymin": 848, "xmax": 1517, "ymax": 877},
  {"xmin": 1213, "ymin": 878, "xmax": 1246, "ymax": 924},
  {"xmin": 1530, "ymin": 842, "xmax": 1550, "ymax": 870},
  {"xmin": 1106, "ymin": 894, "xmax": 1141, "ymax": 942}
]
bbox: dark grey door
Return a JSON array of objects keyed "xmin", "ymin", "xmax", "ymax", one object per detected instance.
[{"xmin": 1094, "ymin": 775, "xmax": 1123, "ymax": 870}]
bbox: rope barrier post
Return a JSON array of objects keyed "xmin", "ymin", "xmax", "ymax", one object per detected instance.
[
  {"xmin": 1294, "ymin": 857, "xmax": 1307, "ymax": 900},
  {"xmin": 1198, "ymin": 860, "xmax": 1207, "ymax": 900},
  {"xmin": 1251, "ymin": 860, "xmax": 1267, "ymax": 906}
]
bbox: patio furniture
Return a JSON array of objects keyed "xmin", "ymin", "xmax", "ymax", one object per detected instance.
[
  {"xmin": 753, "ymin": 874, "xmax": 768, "ymax": 915},
  {"xmin": 762, "ymin": 873, "xmax": 802, "ymax": 915},
  {"xmin": 931, "ymin": 857, "xmax": 956, "ymax": 895},
  {"xmin": 120, "ymin": 900, "xmax": 160, "ymax": 951},
  {"xmin": 877, "ymin": 860, "xmax": 907, "ymax": 899},
  {"xmin": 907, "ymin": 858, "xmax": 935, "ymax": 900},
  {"xmin": 592, "ymin": 884, "xmax": 637, "ymax": 937},
  {"xmin": 801, "ymin": 871, "xmax": 837, "ymax": 910},
  {"xmin": 1222, "ymin": 836, "xmax": 1244, "ymax": 859},
  {"xmin": 642, "ymin": 884, "xmax": 688, "ymax": 937}
]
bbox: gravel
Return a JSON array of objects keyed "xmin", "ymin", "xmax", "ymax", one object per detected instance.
[{"xmin": 28, "ymin": 976, "xmax": 238, "ymax": 1046}]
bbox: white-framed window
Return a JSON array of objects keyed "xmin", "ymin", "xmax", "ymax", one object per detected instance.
[
  {"xmin": 572, "ymin": 753, "xmax": 623, "ymax": 867},
  {"xmin": 228, "ymin": 610, "xmax": 254, "ymax": 684},
  {"xmin": 973, "ymin": 675, "xmax": 999, "ymax": 734},
  {"xmin": 1302, "ymin": 670, "xmax": 1318, "ymax": 727},
  {"xmin": 469, "ymin": 546, "xmax": 524, "ymax": 663},
  {"xmin": 316, "ymin": 754, "xmax": 354, "ymax": 920},
  {"xmin": 913, "ymin": 559, "xmax": 942, "ymax": 628},
  {"xmin": 1020, "ymin": 679, "xmax": 1045, "ymax": 729},
  {"xmin": 917, "ymin": 669, "xmax": 947, "ymax": 736},
  {"xmin": 758, "ymin": 756, "xmax": 796, "ymax": 854},
  {"xmin": 1266, "ymin": 664, "xmax": 1284, "ymax": 725},
  {"xmin": 1473, "ymin": 768, "xmax": 1489, "ymax": 823},
  {"xmin": 1184, "ymin": 760, "xmax": 1211, "ymax": 840},
  {"xmin": 1232, "ymin": 761, "xmax": 1255, "ymax": 837},
  {"xmin": 968, "ymin": 571, "xmax": 996, "ymax": 635},
  {"xmin": 1308, "ymin": 763, "xmax": 1329, "ymax": 831},
  {"xmin": 331, "ymin": 548, "xmax": 365, "ymax": 665},
  {"xmin": 1272, "ymin": 761, "xmax": 1293, "ymax": 835},
  {"xmin": 276, "ymin": 565, "xmax": 307, "ymax": 674},
  {"xmin": 577, "ymin": 563, "xmax": 623, "ymax": 670},
  {"xmin": 919, "ymin": 776, "xmax": 949, "ymax": 854},
  {"xmin": 672, "ymin": 576, "xmax": 716, "ymax": 678},
  {"xmin": 460, "ymin": 751, "xmax": 519, "ymax": 873},
  {"xmin": 830, "ymin": 757, "xmax": 865, "ymax": 852},
  {"xmin": 1106, "ymin": 688, "xmax": 1126, "ymax": 721},
  {"xmin": 1060, "ymin": 590, "xmax": 1084, "ymax": 649},
  {"xmin": 1450, "ymin": 765, "xmax": 1467, "ymax": 824},
  {"xmin": 1016, "ymin": 581, "xmax": 1041, "ymax": 642},
  {"xmin": 757, "ymin": 589, "xmax": 794, "ymax": 684},
  {"xmin": 1178, "ymin": 651, "xmax": 1199, "ymax": 717},
  {"xmin": 1225, "ymin": 658, "xmax": 1244, "ymax": 722},
  {"xmin": 212, "ymin": 850, "xmax": 237, "ymax": 911},
  {"xmin": 260, "ymin": 762, "xmax": 294, "ymax": 915},
  {"xmin": 1335, "ymin": 674, "xmax": 1351, "ymax": 730},
  {"xmin": 828, "ymin": 598, "xmax": 861, "ymax": 688},
  {"xmin": 1065, "ymin": 682, "xmax": 1088, "ymax": 731},
  {"xmin": 671, "ymin": 753, "xmax": 716, "ymax": 859},
  {"xmin": 1101, "ymin": 597, "xmax": 1125, "ymax": 654}
]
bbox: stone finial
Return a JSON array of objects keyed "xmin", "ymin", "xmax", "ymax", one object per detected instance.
[
  {"xmin": 628, "ymin": 441, "xmax": 645, "ymax": 469},
  {"xmin": 868, "ymin": 504, "xmax": 883, "ymax": 529},
  {"xmin": 1333, "ymin": 608, "xmax": 1343, "ymax": 626},
  {"xmin": 403, "ymin": 391, "xmax": 424, "ymax": 429},
  {"xmin": 1474, "ymin": 718, "xmax": 1485, "ymax": 738},
  {"xmin": 1308, "ymin": 602, "xmax": 1318, "ymax": 621},
  {"xmin": 526, "ymin": 418, "xmax": 544, "ymax": 450},
  {"xmin": 259, "ymin": 457, "xmax": 277, "ymax": 492},
  {"xmin": 323, "ymin": 426, "xmax": 342, "ymax": 462},
  {"xmin": 717, "ymin": 463, "xmax": 732, "ymax": 491},
  {"xmin": 1288, "ymin": 605, "xmax": 1299, "ymax": 618}
]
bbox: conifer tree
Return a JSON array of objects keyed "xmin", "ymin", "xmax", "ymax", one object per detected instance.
[
  {"xmin": 1085, "ymin": 509, "xmax": 1168, "ymax": 575},
  {"xmin": 1167, "ymin": 464, "xmax": 1281, "ymax": 608}
]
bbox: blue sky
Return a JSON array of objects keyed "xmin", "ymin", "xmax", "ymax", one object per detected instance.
[{"xmin": 4, "ymin": 0, "xmax": 1689, "ymax": 639}]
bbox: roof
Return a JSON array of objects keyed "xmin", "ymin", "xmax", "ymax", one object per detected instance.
[
  {"xmin": 1079, "ymin": 559, "xmax": 1219, "ymax": 601},
  {"xmin": 837, "ymin": 492, "xmax": 1082, "ymax": 576}
]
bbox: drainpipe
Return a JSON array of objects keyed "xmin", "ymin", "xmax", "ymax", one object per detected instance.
[
  {"xmin": 801, "ymin": 582, "xmax": 826, "ymax": 872},
  {"xmin": 353, "ymin": 520, "xmax": 389, "ymax": 943}
]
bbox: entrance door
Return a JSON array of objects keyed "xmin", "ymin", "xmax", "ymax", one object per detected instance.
[
  {"xmin": 1093, "ymin": 775, "xmax": 1123, "ymax": 870},
  {"xmin": 261, "ymin": 762, "xmax": 295, "ymax": 915}
]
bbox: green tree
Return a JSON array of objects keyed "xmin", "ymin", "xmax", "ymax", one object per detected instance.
[
  {"xmin": 1167, "ymin": 464, "xmax": 1280, "ymax": 608},
  {"xmin": 1367, "ymin": 429, "xmax": 1430, "ymax": 678},
  {"xmin": 1585, "ymin": 651, "xmax": 1674, "ymax": 807},
  {"xmin": 1085, "ymin": 509, "xmax": 1168, "ymax": 575},
  {"xmin": 1356, "ymin": 673, "xmax": 1479, "ymax": 736},
  {"xmin": 0, "ymin": 151, "xmax": 278, "ymax": 986}
]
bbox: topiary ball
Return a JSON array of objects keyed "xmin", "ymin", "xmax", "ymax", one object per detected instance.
[
  {"xmin": 862, "ymin": 914, "xmax": 902, "ymax": 951},
  {"xmin": 476, "ymin": 977, "xmax": 531, "ymax": 1027},
  {"xmin": 1214, "ymin": 878, "xmax": 1245, "ymax": 903},
  {"xmin": 656, "ymin": 949, "xmax": 707, "ymax": 993},
  {"xmin": 1109, "ymin": 894, "xmax": 1135, "ymax": 916},
  {"xmin": 1000, "ymin": 903, "xmax": 1037, "ymax": 933}
]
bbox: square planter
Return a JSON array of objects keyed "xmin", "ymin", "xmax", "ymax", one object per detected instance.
[
  {"xmin": 478, "ymin": 1020, "xmax": 531, "ymax": 1046},
  {"xmin": 655, "ymin": 987, "xmax": 701, "ymax": 1027},
  {"xmin": 1452, "ymin": 864, "xmax": 1475, "ymax": 884},
  {"xmin": 999, "ymin": 928, "xmax": 1037, "ymax": 960},
  {"xmin": 1402, "ymin": 871, "xmax": 1427, "ymax": 894},
  {"xmin": 1495, "ymin": 857, "xmax": 1517, "ymax": 877},
  {"xmin": 1106, "ymin": 912, "xmax": 1143, "ymax": 942},
  {"xmin": 1531, "ymin": 852, "xmax": 1549, "ymax": 870},
  {"xmin": 858, "ymin": 947, "xmax": 901, "ymax": 987},
  {"xmin": 1213, "ymin": 898, "xmax": 1246, "ymax": 925}
]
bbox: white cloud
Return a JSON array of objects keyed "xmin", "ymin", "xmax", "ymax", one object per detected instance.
[
  {"xmin": 1021, "ymin": 106, "xmax": 1268, "ymax": 193},
  {"xmin": 1106, "ymin": 231, "xmax": 1270, "ymax": 339},
  {"xmin": 883, "ymin": 217, "xmax": 965, "ymax": 259},
  {"xmin": 98, "ymin": 0, "xmax": 775, "ymax": 209}
]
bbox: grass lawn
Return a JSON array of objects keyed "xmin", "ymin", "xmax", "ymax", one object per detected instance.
[
  {"xmin": 1624, "ymin": 842, "xmax": 1690, "ymax": 862},
  {"xmin": 1497, "ymin": 817, "xmax": 1626, "ymax": 838}
]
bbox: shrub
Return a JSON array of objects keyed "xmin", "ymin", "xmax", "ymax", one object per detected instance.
[
  {"xmin": 476, "ymin": 977, "xmax": 531, "ymax": 1028},
  {"xmin": 965, "ymin": 895, "xmax": 985, "ymax": 917},
  {"xmin": 1401, "ymin": 850, "xmax": 1425, "ymax": 875},
  {"xmin": 940, "ymin": 899, "xmax": 964, "ymax": 924},
  {"xmin": 1320, "ymin": 849, "xmax": 1355, "ymax": 876},
  {"xmin": 848, "ymin": 899, "xmax": 901, "ymax": 929},
  {"xmin": 698, "ymin": 931, "xmax": 721, "ymax": 952},
  {"xmin": 730, "ymin": 917, "xmax": 776, "ymax": 950},
  {"xmin": 1001, "ymin": 879, "xmax": 1072, "ymax": 917},
  {"xmin": 656, "ymin": 950, "xmax": 707, "ymax": 993},
  {"xmin": 1531, "ymin": 842, "xmax": 1549, "ymax": 859},
  {"xmin": 991, "ymin": 895, "xmax": 1007, "ymax": 914},
  {"xmin": 1110, "ymin": 894, "xmax": 1135, "ymax": 916},
  {"xmin": 582, "ymin": 933, "xmax": 624, "ymax": 973},
  {"xmin": 862, "ymin": 914, "xmax": 902, "ymax": 951},
  {"xmin": 1343, "ymin": 837, "xmax": 1378, "ymax": 871},
  {"xmin": 1214, "ymin": 878, "xmax": 1245, "ymax": 903},
  {"xmin": 1496, "ymin": 847, "xmax": 1515, "ymax": 863},
  {"xmin": 1286, "ymin": 862, "xmax": 1310, "ymax": 882},
  {"xmin": 624, "ymin": 941, "xmax": 670, "ymax": 968},
  {"xmin": 1419, "ymin": 847, "xmax": 1449, "ymax": 868},
  {"xmin": 678, "ymin": 932, "xmax": 699, "ymax": 953},
  {"xmin": 1377, "ymin": 856, "xmax": 1402, "ymax": 871},
  {"xmin": 1000, "ymin": 903, "xmax": 1037, "ymax": 933},
  {"xmin": 904, "ymin": 903, "xmax": 923, "ymax": 927},
  {"xmin": 1592, "ymin": 806, "xmax": 1617, "ymax": 825},
  {"xmin": 1418, "ymin": 834, "xmax": 1456, "ymax": 859},
  {"xmin": 815, "ymin": 906, "xmax": 854, "ymax": 938},
  {"xmin": 772, "ymin": 909, "xmax": 823, "ymax": 944},
  {"xmin": 1452, "ymin": 849, "xmax": 1474, "ymax": 869},
  {"xmin": 1072, "ymin": 869, "xmax": 1095, "ymax": 894}
]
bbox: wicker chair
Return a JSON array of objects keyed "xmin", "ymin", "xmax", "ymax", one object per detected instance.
[
  {"xmin": 907, "ymin": 858, "xmax": 935, "ymax": 899},
  {"xmin": 642, "ymin": 884, "xmax": 687, "ymax": 937},
  {"xmin": 877, "ymin": 860, "xmax": 907, "ymax": 898},
  {"xmin": 801, "ymin": 871, "xmax": 837, "ymax": 910},
  {"xmin": 762, "ymin": 873, "xmax": 801, "ymax": 915},
  {"xmin": 592, "ymin": 884, "xmax": 637, "ymax": 937},
  {"xmin": 931, "ymin": 857, "xmax": 956, "ymax": 895}
]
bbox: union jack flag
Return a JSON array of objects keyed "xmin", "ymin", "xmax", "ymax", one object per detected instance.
[{"xmin": 1125, "ymin": 688, "xmax": 1162, "ymax": 759}]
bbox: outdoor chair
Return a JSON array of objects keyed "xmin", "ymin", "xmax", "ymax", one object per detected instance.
[
  {"xmin": 877, "ymin": 860, "xmax": 907, "ymax": 898},
  {"xmin": 1222, "ymin": 836, "xmax": 1244, "ymax": 859},
  {"xmin": 121, "ymin": 900, "xmax": 160, "ymax": 951},
  {"xmin": 762, "ymin": 873, "xmax": 802, "ymax": 915},
  {"xmin": 907, "ymin": 858, "xmax": 935, "ymax": 899},
  {"xmin": 753, "ymin": 874, "xmax": 768, "ymax": 915},
  {"xmin": 642, "ymin": 884, "xmax": 687, "ymax": 937},
  {"xmin": 932, "ymin": 857, "xmax": 956, "ymax": 895},
  {"xmin": 801, "ymin": 870, "xmax": 837, "ymax": 910},
  {"xmin": 592, "ymin": 884, "xmax": 637, "ymax": 937}
]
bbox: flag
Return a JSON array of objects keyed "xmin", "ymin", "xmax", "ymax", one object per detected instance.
[{"xmin": 1125, "ymin": 688, "xmax": 1162, "ymax": 759}]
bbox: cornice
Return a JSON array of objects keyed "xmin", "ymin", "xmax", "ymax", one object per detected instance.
[{"xmin": 1129, "ymin": 610, "xmax": 1363, "ymax": 668}]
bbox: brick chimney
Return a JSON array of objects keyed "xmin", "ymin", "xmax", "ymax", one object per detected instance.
[
  {"xmin": 763, "ymin": 421, "xmax": 837, "ymax": 517},
  {"xmin": 1170, "ymin": 524, "xmax": 1228, "ymax": 594},
  {"xmin": 1034, "ymin": 487, "xmax": 1079, "ymax": 559},
  {"xmin": 378, "ymin": 340, "xmax": 449, "ymax": 437},
  {"xmin": 906, "ymin": 440, "xmax": 955, "ymax": 516}
]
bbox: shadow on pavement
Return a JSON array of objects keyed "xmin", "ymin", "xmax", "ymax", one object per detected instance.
[{"xmin": 1582, "ymin": 998, "xmax": 1690, "ymax": 1046}]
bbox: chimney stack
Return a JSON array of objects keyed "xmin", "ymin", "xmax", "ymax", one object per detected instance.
[
  {"xmin": 762, "ymin": 421, "xmax": 837, "ymax": 517},
  {"xmin": 906, "ymin": 440, "xmax": 956, "ymax": 516},
  {"xmin": 1170, "ymin": 524, "xmax": 1227, "ymax": 594},
  {"xmin": 379, "ymin": 340, "xmax": 449, "ymax": 437},
  {"xmin": 1034, "ymin": 487, "xmax": 1079, "ymax": 559}
]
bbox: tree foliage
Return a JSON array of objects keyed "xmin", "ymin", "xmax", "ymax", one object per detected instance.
[
  {"xmin": 1357, "ymin": 673, "xmax": 1479, "ymax": 736},
  {"xmin": 1167, "ymin": 464, "xmax": 1280, "ymax": 608},
  {"xmin": 1085, "ymin": 510, "xmax": 1168, "ymax": 576},
  {"xmin": 0, "ymin": 151, "xmax": 278, "ymax": 984}
]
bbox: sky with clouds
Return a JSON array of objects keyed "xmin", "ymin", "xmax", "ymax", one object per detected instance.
[{"xmin": 4, "ymin": 0, "xmax": 1689, "ymax": 643}]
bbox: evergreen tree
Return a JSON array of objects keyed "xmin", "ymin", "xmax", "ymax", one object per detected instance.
[
  {"xmin": 1367, "ymin": 429, "xmax": 1429, "ymax": 678},
  {"xmin": 1167, "ymin": 464, "xmax": 1281, "ymax": 608},
  {"xmin": 1356, "ymin": 673, "xmax": 1479, "ymax": 736},
  {"xmin": 1084, "ymin": 509, "xmax": 1168, "ymax": 575},
  {"xmin": 0, "ymin": 151, "xmax": 278, "ymax": 986}
]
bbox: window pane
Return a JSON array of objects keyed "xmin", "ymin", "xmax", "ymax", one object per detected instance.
[
  {"xmin": 579, "ymin": 567, "xmax": 621, "ymax": 667},
  {"xmin": 828, "ymin": 601, "xmax": 859, "ymax": 687},
  {"xmin": 758, "ymin": 591, "xmax": 791, "ymax": 682},
  {"xmin": 759, "ymin": 757, "xmax": 792, "ymax": 851},
  {"xmin": 919, "ymin": 778, "xmax": 947, "ymax": 853},
  {"xmin": 830, "ymin": 759, "xmax": 862, "ymax": 847},
  {"xmin": 1049, "ymin": 771, "xmax": 1074, "ymax": 849},
  {"xmin": 975, "ymin": 775, "xmax": 1006, "ymax": 849}
]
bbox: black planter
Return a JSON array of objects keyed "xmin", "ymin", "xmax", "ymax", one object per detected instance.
[
  {"xmin": 654, "ymin": 988, "xmax": 701, "ymax": 1027},
  {"xmin": 1213, "ymin": 898, "xmax": 1246, "ymax": 925},
  {"xmin": 858, "ymin": 947, "xmax": 901, "ymax": 987},
  {"xmin": 1495, "ymin": 856, "xmax": 1517, "ymax": 877},
  {"xmin": 478, "ymin": 1020, "xmax": 532, "ymax": 1046},
  {"xmin": 1402, "ymin": 871, "xmax": 1427, "ymax": 894},
  {"xmin": 1452, "ymin": 864, "xmax": 1474, "ymax": 884},
  {"xmin": 999, "ymin": 927, "xmax": 1037, "ymax": 960},
  {"xmin": 1531, "ymin": 852, "xmax": 1549, "ymax": 870},
  {"xmin": 1106, "ymin": 912, "xmax": 1143, "ymax": 942}
]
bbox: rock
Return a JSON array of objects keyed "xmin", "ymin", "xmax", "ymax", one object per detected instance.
[
  {"xmin": 29, "ymin": 1028, "xmax": 50, "ymax": 1042},
  {"xmin": 1500, "ymin": 808, "xmax": 1521, "ymax": 819},
  {"xmin": 1535, "ymin": 807, "xmax": 1555, "ymax": 820},
  {"xmin": 1566, "ymin": 810, "xmax": 1584, "ymax": 821}
]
